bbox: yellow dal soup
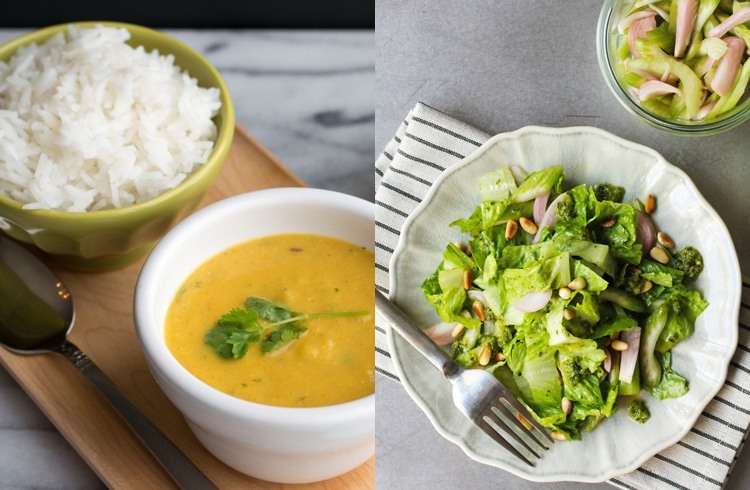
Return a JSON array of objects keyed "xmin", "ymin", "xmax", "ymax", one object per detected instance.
[{"xmin": 165, "ymin": 233, "xmax": 374, "ymax": 407}]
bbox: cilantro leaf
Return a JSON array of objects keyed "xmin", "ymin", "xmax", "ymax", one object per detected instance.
[
  {"xmin": 227, "ymin": 330, "xmax": 261, "ymax": 358},
  {"xmin": 218, "ymin": 307, "xmax": 259, "ymax": 328},
  {"xmin": 205, "ymin": 296, "xmax": 367, "ymax": 359},
  {"xmin": 207, "ymin": 308, "xmax": 263, "ymax": 359},
  {"xmin": 260, "ymin": 324, "xmax": 308, "ymax": 353},
  {"xmin": 245, "ymin": 297, "xmax": 298, "ymax": 322},
  {"xmin": 205, "ymin": 324, "xmax": 246, "ymax": 359}
]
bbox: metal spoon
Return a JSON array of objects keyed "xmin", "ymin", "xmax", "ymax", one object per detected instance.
[{"xmin": 0, "ymin": 236, "xmax": 216, "ymax": 489}]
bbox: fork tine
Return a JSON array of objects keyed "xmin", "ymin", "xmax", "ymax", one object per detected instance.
[
  {"xmin": 475, "ymin": 417, "xmax": 535, "ymax": 467},
  {"xmin": 488, "ymin": 405, "xmax": 544, "ymax": 457},
  {"xmin": 497, "ymin": 399, "xmax": 553, "ymax": 450},
  {"xmin": 499, "ymin": 391, "xmax": 557, "ymax": 445}
]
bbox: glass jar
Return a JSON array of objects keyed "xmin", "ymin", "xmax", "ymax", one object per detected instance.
[{"xmin": 596, "ymin": 0, "xmax": 750, "ymax": 135}]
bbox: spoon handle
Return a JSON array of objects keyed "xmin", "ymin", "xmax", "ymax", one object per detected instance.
[{"xmin": 52, "ymin": 340, "xmax": 216, "ymax": 490}]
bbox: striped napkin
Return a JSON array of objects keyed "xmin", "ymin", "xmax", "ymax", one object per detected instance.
[{"xmin": 374, "ymin": 102, "xmax": 750, "ymax": 489}]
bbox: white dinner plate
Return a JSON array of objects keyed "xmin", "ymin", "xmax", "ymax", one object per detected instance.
[{"xmin": 387, "ymin": 126, "xmax": 741, "ymax": 482}]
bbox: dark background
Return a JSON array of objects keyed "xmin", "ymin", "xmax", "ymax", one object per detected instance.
[{"xmin": 3, "ymin": 0, "xmax": 373, "ymax": 28}]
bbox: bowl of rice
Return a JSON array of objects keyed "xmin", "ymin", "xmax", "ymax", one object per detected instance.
[{"xmin": 0, "ymin": 22, "xmax": 234, "ymax": 271}]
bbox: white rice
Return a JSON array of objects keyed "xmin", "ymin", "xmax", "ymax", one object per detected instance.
[{"xmin": 0, "ymin": 25, "xmax": 222, "ymax": 212}]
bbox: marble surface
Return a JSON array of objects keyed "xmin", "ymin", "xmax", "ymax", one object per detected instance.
[
  {"xmin": 0, "ymin": 28, "xmax": 373, "ymax": 488},
  {"xmin": 375, "ymin": 0, "xmax": 750, "ymax": 489}
]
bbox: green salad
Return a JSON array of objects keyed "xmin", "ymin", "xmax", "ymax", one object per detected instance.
[{"xmin": 421, "ymin": 164, "xmax": 708, "ymax": 440}]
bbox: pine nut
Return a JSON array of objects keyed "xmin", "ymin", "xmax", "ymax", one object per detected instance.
[
  {"xmin": 650, "ymin": 246, "xmax": 669, "ymax": 264},
  {"xmin": 472, "ymin": 301, "xmax": 486, "ymax": 322},
  {"xmin": 629, "ymin": 267, "xmax": 642, "ymax": 275},
  {"xmin": 519, "ymin": 217, "xmax": 538, "ymax": 235},
  {"xmin": 645, "ymin": 194, "xmax": 656, "ymax": 214},
  {"xmin": 640, "ymin": 280, "xmax": 653, "ymax": 294},
  {"xmin": 563, "ymin": 308, "xmax": 576, "ymax": 320},
  {"xmin": 505, "ymin": 219, "xmax": 518, "ymax": 240},
  {"xmin": 551, "ymin": 431, "xmax": 566, "ymax": 441},
  {"xmin": 462, "ymin": 269, "xmax": 472, "ymax": 290},
  {"xmin": 600, "ymin": 216, "xmax": 616, "ymax": 228},
  {"xmin": 611, "ymin": 340, "xmax": 629, "ymax": 351},
  {"xmin": 561, "ymin": 396, "xmax": 572, "ymax": 415},
  {"xmin": 558, "ymin": 286, "xmax": 572, "ymax": 300},
  {"xmin": 478, "ymin": 344, "xmax": 492, "ymax": 366},
  {"xmin": 451, "ymin": 323, "xmax": 466, "ymax": 338},
  {"xmin": 568, "ymin": 277, "xmax": 587, "ymax": 291},
  {"xmin": 517, "ymin": 413, "xmax": 533, "ymax": 431},
  {"xmin": 657, "ymin": 231, "xmax": 675, "ymax": 249},
  {"xmin": 495, "ymin": 352, "xmax": 506, "ymax": 362}
]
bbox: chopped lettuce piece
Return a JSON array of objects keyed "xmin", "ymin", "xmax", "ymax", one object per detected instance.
[
  {"xmin": 512, "ymin": 165, "xmax": 564, "ymax": 203},
  {"xmin": 647, "ymin": 352, "xmax": 689, "ymax": 399},
  {"xmin": 573, "ymin": 261, "xmax": 610, "ymax": 293},
  {"xmin": 519, "ymin": 319, "xmax": 564, "ymax": 417},
  {"xmin": 477, "ymin": 167, "xmax": 518, "ymax": 202},
  {"xmin": 590, "ymin": 315, "xmax": 639, "ymax": 339},
  {"xmin": 500, "ymin": 252, "xmax": 571, "ymax": 306}
]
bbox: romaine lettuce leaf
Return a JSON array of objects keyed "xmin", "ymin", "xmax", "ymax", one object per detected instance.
[
  {"xmin": 443, "ymin": 242, "xmax": 479, "ymax": 276},
  {"xmin": 553, "ymin": 237, "xmax": 618, "ymax": 278},
  {"xmin": 592, "ymin": 200, "xmax": 642, "ymax": 265},
  {"xmin": 573, "ymin": 261, "xmax": 609, "ymax": 293},
  {"xmin": 512, "ymin": 165, "xmax": 564, "ymax": 203},
  {"xmin": 566, "ymin": 290, "xmax": 601, "ymax": 326},
  {"xmin": 500, "ymin": 252, "xmax": 571, "ymax": 306},
  {"xmin": 545, "ymin": 300, "xmax": 587, "ymax": 345},
  {"xmin": 590, "ymin": 315, "xmax": 638, "ymax": 339},
  {"xmin": 519, "ymin": 318, "xmax": 564, "ymax": 417},
  {"xmin": 477, "ymin": 166, "xmax": 517, "ymax": 202},
  {"xmin": 647, "ymin": 352, "xmax": 689, "ymax": 399},
  {"xmin": 498, "ymin": 241, "xmax": 560, "ymax": 269}
]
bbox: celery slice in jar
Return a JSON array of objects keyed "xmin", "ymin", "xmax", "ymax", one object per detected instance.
[
  {"xmin": 706, "ymin": 56, "xmax": 750, "ymax": 117},
  {"xmin": 636, "ymin": 38, "xmax": 704, "ymax": 118}
]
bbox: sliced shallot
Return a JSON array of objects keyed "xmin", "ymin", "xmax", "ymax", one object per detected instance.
[
  {"xmin": 673, "ymin": 0, "xmax": 698, "ymax": 58},
  {"xmin": 631, "ymin": 69, "xmax": 658, "ymax": 81},
  {"xmin": 706, "ymin": 6, "xmax": 750, "ymax": 39},
  {"xmin": 509, "ymin": 165, "xmax": 527, "ymax": 186},
  {"xmin": 710, "ymin": 36, "xmax": 745, "ymax": 97},
  {"xmin": 618, "ymin": 10, "xmax": 656, "ymax": 35},
  {"xmin": 638, "ymin": 80, "xmax": 681, "ymax": 101},
  {"xmin": 696, "ymin": 100, "xmax": 718, "ymax": 120},
  {"xmin": 532, "ymin": 192, "xmax": 567, "ymax": 244},
  {"xmin": 423, "ymin": 322, "xmax": 458, "ymax": 346},
  {"xmin": 533, "ymin": 192, "xmax": 549, "ymax": 224},
  {"xmin": 636, "ymin": 210, "xmax": 655, "ymax": 255},
  {"xmin": 619, "ymin": 327, "xmax": 642, "ymax": 383},
  {"xmin": 628, "ymin": 16, "xmax": 657, "ymax": 58},
  {"xmin": 514, "ymin": 290, "xmax": 553, "ymax": 313}
]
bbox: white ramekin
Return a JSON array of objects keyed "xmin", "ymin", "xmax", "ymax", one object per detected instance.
[{"xmin": 134, "ymin": 188, "xmax": 374, "ymax": 483}]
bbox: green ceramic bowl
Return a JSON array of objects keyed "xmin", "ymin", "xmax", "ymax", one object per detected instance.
[{"xmin": 0, "ymin": 22, "xmax": 235, "ymax": 271}]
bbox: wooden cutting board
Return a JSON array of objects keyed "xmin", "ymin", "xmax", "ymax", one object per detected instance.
[{"xmin": 0, "ymin": 126, "xmax": 374, "ymax": 489}]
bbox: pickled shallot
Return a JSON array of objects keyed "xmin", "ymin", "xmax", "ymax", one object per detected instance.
[{"xmin": 615, "ymin": 0, "xmax": 750, "ymax": 121}]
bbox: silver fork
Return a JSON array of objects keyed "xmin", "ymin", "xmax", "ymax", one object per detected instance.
[{"xmin": 376, "ymin": 290, "xmax": 555, "ymax": 466}]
